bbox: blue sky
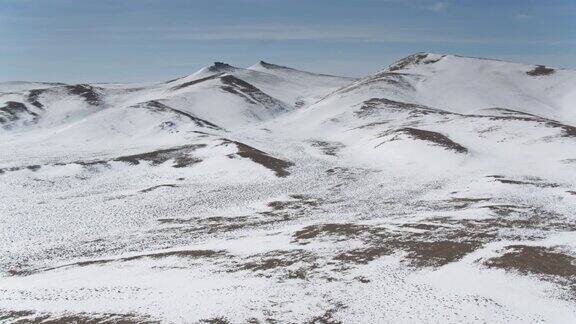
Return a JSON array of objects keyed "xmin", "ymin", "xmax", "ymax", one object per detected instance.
[{"xmin": 1, "ymin": 0, "xmax": 574, "ymax": 82}]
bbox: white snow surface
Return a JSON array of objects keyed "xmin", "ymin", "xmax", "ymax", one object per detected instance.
[{"xmin": 1, "ymin": 53, "xmax": 576, "ymax": 323}]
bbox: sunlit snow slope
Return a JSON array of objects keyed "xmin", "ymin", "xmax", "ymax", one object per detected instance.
[{"xmin": 1, "ymin": 53, "xmax": 576, "ymax": 323}]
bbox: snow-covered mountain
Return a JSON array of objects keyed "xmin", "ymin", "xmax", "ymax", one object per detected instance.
[{"xmin": 1, "ymin": 53, "xmax": 576, "ymax": 323}]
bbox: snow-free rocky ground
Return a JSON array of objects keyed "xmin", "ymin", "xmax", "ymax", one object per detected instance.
[{"xmin": 1, "ymin": 53, "xmax": 576, "ymax": 323}]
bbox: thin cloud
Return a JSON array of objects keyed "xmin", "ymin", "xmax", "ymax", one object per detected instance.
[
  {"xmin": 514, "ymin": 13, "xmax": 532, "ymax": 20},
  {"xmin": 428, "ymin": 1, "xmax": 449, "ymax": 13}
]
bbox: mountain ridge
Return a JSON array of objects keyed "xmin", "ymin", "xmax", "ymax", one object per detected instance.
[{"xmin": 1, "ymin": 52, "xmax": 576, "ymax": 323}]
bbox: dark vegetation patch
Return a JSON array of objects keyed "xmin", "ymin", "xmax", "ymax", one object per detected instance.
[
  {"xmin": 155, "ymin": 195, "xmax": 319, "ymax": 235},
  {"xmin": 114, "ymin": 144, "xmax": 205, "ymax": 167},
  {"xmin": 430, "ymin": 197, "xmax": 492, "ymax": 211},
  {"xmin": 378, "ymin": 127, "xmax": 468, "ymax": 153},
  {"xmin": 424, "ymin": 205, "xmax": 576, "ymax": 241},
  {"xmin": 0, "ymin": 164, "xmax": 42, "ymax": 174},
  {"xmin": 267, "ymin": 194, "xmax": 320, "ymax": 211},
  {"xmin": 0, "ymin": 101, "xmax": 38, "ymax": 126},
  {"xmin": 259, "ymin": 194, "xmax": 325, "ymax": 222},
  {"xmin": 222, "ymin": 139, "xmax": 294, "ymax": 177},
  {"xmin": 561, "ymin": 159, "xmax": 576, "ymax": 164},
  {"xmin": 545, "ymin": 120, "xmax": 576, "ymax": 138},
  {"xmin": 0, "ymin": 310, "xmax": 156, "ymax": 323},
  {"xmin": 400, "ymin": 223, "xmax": 446, "ymax": 231},
  {"xmin": 169, "ymin": 73, "xmax": 224, "ymax": 91},
  {"xmin": 483, "ymin": 108, "xmax": 541, "ymax": 118},
  {"xmin": 493, "ymin": 178, "xmax": 560, "ymax": 188},
  {"xmin": 293, "ymin": 202, "xmax": 574, "ymax": 270},
  {"xmin": 139, "ymin": 184, "xmax": 178, "ymax": 193},
  {"xmin": 11, "ymin": 250, "xmax": 226, "ymax": 276},
  {"xmin": 482, "ymin": 108, "xmax": 576, "ymax": 138},
  {"xmin": 309, "ymin": 140, "xmax": 345, "ymax": 156},
  {"xmin": 157, "ymin": 215, "xmax": 260, "ymax": 234},
  {"xmin": 306, "ymin": 305, "xmax": 344, "ymax": 324},
  {"xmin": 64, "ymin": 84, "xmax": 102, "ymax": 106},
  {"xmin": 0, "ymin": 159, "xmax": 111, "ymax": 176},
  {"xmin": 70, "ymin": 160, "xmax": 109, "ymax": 167},
  {"xmin": 139, "ymin": 100, "xmax": 223, "ymax": 130},
  {"xmin": 220, "ymin": 75, "xmax": 287, "ymax": 111},
  {"xmin": 200, "ymin": 317, "xmax": 231, "ymax": 324},
  {"xmin": 13, "ymin": 145, "xmax": 204, "ymax": 172},
  {"xmin": 115, "ymin": 249, "xmax": 223, "ymax": 262},
  {"xmin": 294, "ymin": 223, "xmax": 477, "ymax": 268},
  {"xmin": 208, "ymin": 62, "xmax": 236, "ymax": 73},
  {"xmin": 387, "ymin": 53, "xmax": 443, "ymax": 72},
  {"xmin": 449, "ymin": 197, "xmax": 491, "ymax": 205},
  {"xmin": 156, "ymin": 194, "xmax": 322, "ymax": 236},
  {"xmin": 526, "ymin": 65, "xmax": 555, "ymax": 76},
  {"xmin": 485, "ymin": 245, "xmax": 575, "ymax": 278},
  {"xmin": 27, "ymin": 89, "xmax": 46, "ymax": 108}
]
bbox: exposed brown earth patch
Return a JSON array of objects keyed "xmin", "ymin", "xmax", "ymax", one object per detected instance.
[
  {"xmin": 424, "ymin": 206, "xmax": 576, "ymax": 241},
  {"xmin": 378, "ymin": 127, "xmax": 468, "ymax": 153},
  {"xmin": 293, "ymin": 223, "xmax": 480, "ymax": 268},
  {"xmin": 1, "ymin": 159, "xmax": 112, "ymax": 175},
  {"xmin": 334, "ymin": 246, "xmax": 392, "ymax": 265},
  {"xmin": 355, "ymin": 97, "xmax": 450, "ymax": 118},
  {"xmin": 170, "ymin": 73, "xmax": 224, "ymax": 91},
  {"xmin": 400, "ymin": 223, "xmax": 446, "ymax": 231},
  {"xmin": 402, "ymin": 240, "xmax": 480, "ymax": 267},
  {"xmin": 258, "ymin": 194, "xmax": 324, "ymax": 222},
  {"xmin": 293, "ymin": 223, "xmax": 371, "ymax": 244},
  {"xmin": 139, "ymin": 100, "xmax": 223, "ymax": 130},
  {"xmin": 115, "ymin": 144, "xmax": 205, "ymax": 167},
  {"xmin": 220, "ymin": 75, "xmax": 288, "ymax": 111},
  {"xmin": 485, "ymin": 245, "xmax": 576, "ymax": 277},
  {"xmin": 238, "ymin": 249, "xmax": 317, "ymax": 273},
  {"xmin": 222, "ymin": 139, "xmax": 294, "ymax": 177},
  {"xmin": 482, "ymin": 108, "xmax": 576, "ymax": 138},
  {"xmin": 333, "ymin": 239, "xmax": 479, "ymax": 268},
  {"xmin": 155, "ymin": 198, "xmax": 313, "ymax": 235}
]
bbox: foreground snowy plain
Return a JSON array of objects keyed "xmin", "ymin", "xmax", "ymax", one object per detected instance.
[{"xmin": 1, "ymin": 53, "xmax": 576, "ymax": 323}]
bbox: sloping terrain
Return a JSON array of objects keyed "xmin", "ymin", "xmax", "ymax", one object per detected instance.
[{"xmin": 1, "ymin": 54, "xmax": 576, "ymax": 323}]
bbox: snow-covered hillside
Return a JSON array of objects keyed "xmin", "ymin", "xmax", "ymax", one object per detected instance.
[{"xmin": 1, "ymin": 54, "xmax": 576, "ymax": 323}]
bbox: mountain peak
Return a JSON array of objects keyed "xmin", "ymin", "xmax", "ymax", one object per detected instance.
[
  {"xmin": 207, "ymin": 62, "xmax": 238, "ymax": 73},
  {"xmin": 255, "ymin": 61, "xmax": 292, "ymax": 70},
  {"xmin": 386, "ymin": 52, "xmax": 446, "ymax": 72}
]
